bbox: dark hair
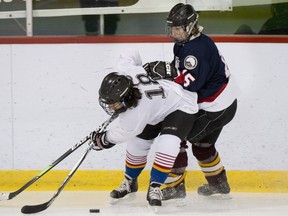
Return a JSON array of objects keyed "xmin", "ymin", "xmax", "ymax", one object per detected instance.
[{"xmin": 123, "ymin": 85, "xmax": 142, "ymax": 109}]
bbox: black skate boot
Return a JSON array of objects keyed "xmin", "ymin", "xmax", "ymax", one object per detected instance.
[
  {"xmin": 161, "ymin": 179, "xmax": 186, "ymax": 200},
  {"xmin": 110, "ymin": 176, "xmax": 138, "ymax": 199},
  {"xmin": 198, "ymin": 170, "xmax": 231, "ymax": 197},
  {"xmin": 147, "ymin": 183, "xmax": 163, "ymax": 207}
]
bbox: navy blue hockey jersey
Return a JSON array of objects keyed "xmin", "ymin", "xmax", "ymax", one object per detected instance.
[{"xmin": 172, "ymin": 34, "xmax": 230, "ymax": 103}]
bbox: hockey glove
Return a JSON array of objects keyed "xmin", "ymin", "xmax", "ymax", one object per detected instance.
[
  {"xmin": 90, "ymin": 131, "xmax": 115, "ymax": 151},
  {"xmin": 143, "ymin": 61, "xmax": 178, "ymax": 80}
]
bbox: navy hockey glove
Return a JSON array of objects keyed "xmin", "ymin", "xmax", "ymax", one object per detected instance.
[
  {"xmin": 143, "ymin": 61, "xmax": 178, "ymax": 80},
  {"xmin": 90, "ymin": 131, "xmax": 115, "ymax": 151}
]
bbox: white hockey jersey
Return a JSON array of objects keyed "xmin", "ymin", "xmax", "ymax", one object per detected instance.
[{"xmin": 105, "ymin": 50, "xmax": 198, "ymax": 144}]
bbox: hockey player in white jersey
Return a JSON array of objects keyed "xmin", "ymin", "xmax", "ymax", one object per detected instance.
[{"xmin": 90, "ymin": 50, "xmax": 198, "ymax": 207}]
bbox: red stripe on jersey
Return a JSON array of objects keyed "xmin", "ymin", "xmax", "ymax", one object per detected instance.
[{"xmin": 198, "ymin": 82, "xmax": 227, "ymax": 103}]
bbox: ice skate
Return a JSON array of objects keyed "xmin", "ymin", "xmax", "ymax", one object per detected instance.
[
  {"xmin": 198, "ymin": 170, "xmax": 232, "ymax": 199},
  {"xmin": 162, "ymin": 179, "xmax": 186, "ymax": 200},
  {"xmin": 161, "ymin": 179, "xmax": 188, "ymax": 206},
  {"xmin": 110, "ymin": 177, "xmax": 138, "ymax": 204},
  {"xmin": 147, "ymin": 183, "xmax": 163, "ymax": 213}
]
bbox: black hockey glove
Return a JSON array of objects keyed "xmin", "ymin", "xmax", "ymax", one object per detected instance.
[
  {"xmin": 143, "ymin": 61, "xmax": 178, "ymax": 80},
  {"xmin": 90, "ymin": 131, "xmax": 115, "ymax": 151}
]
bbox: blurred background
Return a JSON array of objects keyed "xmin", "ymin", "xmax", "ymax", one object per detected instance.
[{"xmin": 0, "ymin": 0, "xmax": 287, "ymax": 36}]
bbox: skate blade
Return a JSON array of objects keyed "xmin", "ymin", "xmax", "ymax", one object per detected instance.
[
  {"xmin": 175, "ymin": 197, "xmax": 189, "ymax": 206},
  {"xmin": 200, "ymin": 193, "xmax": 232, "ymax": 200},
  {"xmin": 163, "ymin": 197, "xmax": 188, "ymax": 207},
  {"xmin": 109, "ymin": 192, "xmax": 136, "ymax": 205},
  {"xmin": 148, "ymin": 203, "xmax": 161, "ymax": 214}
]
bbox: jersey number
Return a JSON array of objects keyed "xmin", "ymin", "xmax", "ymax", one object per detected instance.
[
  {"xmin": 183, "ymin": 73, "xmax": 195, "ymax": 87},
  {"xmin": 136, "ymin": 73, "xmax": 166, "ymax": 99}
]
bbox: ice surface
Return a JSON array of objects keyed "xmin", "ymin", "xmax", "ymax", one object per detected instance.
[{"xmin": 1, "ymin": 191, "xmax": 288, "ymax": 216}]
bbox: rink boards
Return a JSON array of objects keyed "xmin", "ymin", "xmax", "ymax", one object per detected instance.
[{"xmin": 1, "ymin": 170, "xmax": 287, "ymax": 193}]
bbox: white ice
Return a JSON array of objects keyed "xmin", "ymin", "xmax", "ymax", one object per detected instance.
[{"xmin": 1, "ymin": 191, "xmax": 288, "ymax": 216}]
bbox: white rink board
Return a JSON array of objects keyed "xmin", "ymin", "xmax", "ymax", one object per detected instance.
[
  {"xmin": 0, "ymin": 42, "xmax": 287, "ymax": 171},
  {"xmin": 0, "ymin": 45, "xmax": 13, "ymax": 169}
]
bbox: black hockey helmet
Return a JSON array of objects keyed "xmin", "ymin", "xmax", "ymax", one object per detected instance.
[
  {"xmin": 98, "ymin": 72, "xmax": 138, "ymax": 115},
  {"xmin": 166, "ymin": 3, "xmax": 199, "ymax": 43},
  {"xmin": 166, "ymin": 3, "xmax": 198, "ymax": 27}
]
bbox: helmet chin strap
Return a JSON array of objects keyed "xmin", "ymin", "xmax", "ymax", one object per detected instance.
[
  {"xmin": 112, "ymin": 100, "xmax": 127, "ymax": 115},
  {"xmin": 185, "ymin": 14, "xmax": 201, "ymax": 40},
  {"xmin": 186, "ymin": 23, "xmax": 195, "ymax": 35},
  {"xmin": 121, "ymin": 101, "xmax": 127, "ymax": 109},
  {"xmin": 174, "ymin": 20, "xmax": 201, "ymax": 44},
  {"xmin": 174, "ymin": 29, "xmax": 193, "ymax": 44}
]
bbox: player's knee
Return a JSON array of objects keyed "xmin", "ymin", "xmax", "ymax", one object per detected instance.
[
  {"xmin": 192, "ymin": 143, "xmax": 216, "ymax": 161},
  {"xmin": 172, "ymin": 151, "xmax": 188, "ymax": 169}
]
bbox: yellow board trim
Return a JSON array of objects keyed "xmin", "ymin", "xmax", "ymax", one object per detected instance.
[{"xmin": 0, "ymin": 170, "xmax": 288, "ymax": 193}]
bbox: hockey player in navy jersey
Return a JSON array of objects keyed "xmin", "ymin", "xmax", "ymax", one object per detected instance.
[
  {"xmin": 143, "ymin": 3, "xmax": 238, "ymax": 200},
  {"xmin": 90, "ymin": 50, "xmax": 198, "ymax": 207}
]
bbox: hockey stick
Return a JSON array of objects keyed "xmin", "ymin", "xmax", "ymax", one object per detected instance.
[
  {"xmin": 21, "ymin": 142, "xmax": 94, "ymax": 214},
  {"xmin": 0, "ymin": 137, "xmax": 89, "ymax": 202},
  {"xmin": 20, "ymin": 114, "xmax": 117, "ymax": 214},
  {"xmin": 0, "ymin": 114, "xmax": 116, "ymax": 201}
]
